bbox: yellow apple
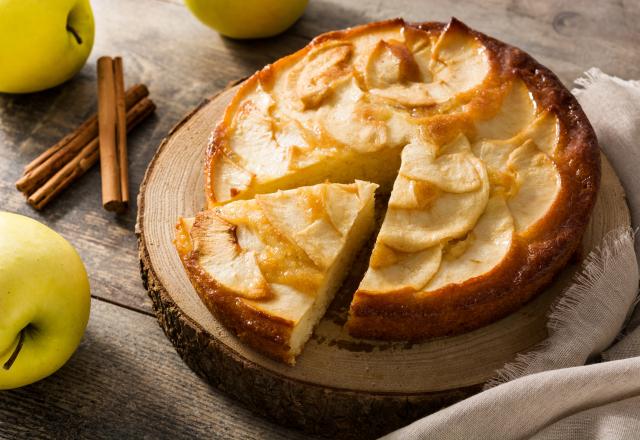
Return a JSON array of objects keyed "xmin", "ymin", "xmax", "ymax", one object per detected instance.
[
  {"xmin": 184, "ymin": 0, "xmax": 308, "ymax": 39},
  {"xmin": 0, "ymin": 212, "xmax": 90, "ymax": 390},
  {"xmin": 0, "ymin": 0, "xmax": 95, "ymax": 93}
]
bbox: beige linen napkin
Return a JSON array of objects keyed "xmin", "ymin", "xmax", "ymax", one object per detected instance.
[{"xmin": 381, "ymin": 69, "xmax": 640, "ymax": 440}]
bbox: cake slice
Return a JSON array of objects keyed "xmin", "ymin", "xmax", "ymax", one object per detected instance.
[{"xmin": 175, "ymin": 181, "xmax": 377, "ymax": 364}]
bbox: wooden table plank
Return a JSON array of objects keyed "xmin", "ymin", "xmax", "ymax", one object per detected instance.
[
  {"xmin": 1, "ymin": 0, "xmax": 639, "ymax": 438},
  {"xmin": 0, "ymin": 299, "xmax": 312, "ymax": 440}
]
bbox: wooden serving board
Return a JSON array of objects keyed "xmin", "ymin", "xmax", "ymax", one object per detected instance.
[{"xmin": 137, "ymin": 84, "xmax": 630, "ymax": 439}]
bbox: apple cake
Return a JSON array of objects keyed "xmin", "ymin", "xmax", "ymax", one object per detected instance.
[
  {"xmin": 175, "ymin": 181, "xmax": 377, "ymax": 364},
  {"xmin": 181, "ymin": 18, "xmax": 599, "ymax": 362}
]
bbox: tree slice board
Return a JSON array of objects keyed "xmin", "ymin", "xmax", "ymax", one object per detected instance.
[{"xmin": 137, "ymin": 84, "xmax": 630, "ymax": 439}]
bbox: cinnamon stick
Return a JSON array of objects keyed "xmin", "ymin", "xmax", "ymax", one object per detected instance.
[
  {"xmin": 23, "ymin": 127, "xmax": 82, "ymax": 174},
  {"xmin": 28, "ymin": 138, "xmax": 100, "ymax": 211},
  {"xmin": 28, "ymin": 98, "xmax": 155, "ymax": 210},
  {"xmin": 97, "ymin": 56, "xmax": 122, "ymax": 212},
  {"xmin": 114, "ymin": 57, "xmax": 129, "ymax": 207},
  {"xmin": 17, "ymin": 84, "xmax": 148, "ymax": 195}
]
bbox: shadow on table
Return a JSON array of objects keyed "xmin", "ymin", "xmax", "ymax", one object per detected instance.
[
  {"xmin": 292, "ymin": 0, "xmax": 376, "ymax": 38},
  {"xmin": 219, "ymin": 1, "xmax": 373, "ymax": 73}
]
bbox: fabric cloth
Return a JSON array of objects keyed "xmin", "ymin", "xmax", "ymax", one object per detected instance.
[{"xmin": 382, "ymin": 69, "xmax": 640, "ymax": 440}]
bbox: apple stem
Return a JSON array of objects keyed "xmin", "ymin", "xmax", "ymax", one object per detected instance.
[
  {"xmin": 3, "ymin": 329, "xmax": 25, "ymax": 371},
  {"xmin": 67, "ymin": 25, "xmax": 83, "ymax": 45}
]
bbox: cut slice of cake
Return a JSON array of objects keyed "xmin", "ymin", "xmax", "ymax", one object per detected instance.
[{"xmin": 175, "ymin": 181, "xmax": 377, "ymax": 364}]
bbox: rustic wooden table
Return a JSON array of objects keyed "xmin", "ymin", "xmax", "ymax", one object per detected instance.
[{"xmin": 1, "ymin": 0, "xmax": 638, "ymax": 438}]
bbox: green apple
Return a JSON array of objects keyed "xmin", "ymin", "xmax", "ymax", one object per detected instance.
[
  {"xmin": 0, "ymin": 0, "xmax": 95, "ymax": 93},
  {"xmin": 0, "ymin": 212, "xmax": 90, "ymax": 390},
  {"xmin": 184, "ymin": 0, "xmax": 308, "ymax": 39}
]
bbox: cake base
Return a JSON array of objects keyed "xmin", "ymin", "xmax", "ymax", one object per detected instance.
[{"xmin": 137, "ymin": 84, "xmax": 629, "ymax": 439}]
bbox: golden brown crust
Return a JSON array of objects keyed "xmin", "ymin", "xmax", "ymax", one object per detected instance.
[
  {"xmin": 347, "ymin": 19, "xmax": 600, "ymax": 339},
  {"xmin": 199, "ymin": 18, "xmax": 600, "ymax": 345},
  {"xmin": 174, "ymin": 220, "xmax": 297, "ymax": 364}
]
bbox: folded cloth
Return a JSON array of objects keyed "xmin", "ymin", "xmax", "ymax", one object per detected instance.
[{"xmin": 381, "ymin": 69, "xmax": 640, "ymax": 440}]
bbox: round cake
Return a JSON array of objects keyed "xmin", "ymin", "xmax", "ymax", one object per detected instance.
[{"xmin": 184, "ymin": 18, "xmax": 599, "ymax": 361}]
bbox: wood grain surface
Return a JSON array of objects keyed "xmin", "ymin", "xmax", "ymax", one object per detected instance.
[
  {"xmin": 0, "ymin": 300, "xmax": 308, "ymax": 440},
  {"xmin": 1, "ymin": 0, "xmax": 638, "ymax": 438}
]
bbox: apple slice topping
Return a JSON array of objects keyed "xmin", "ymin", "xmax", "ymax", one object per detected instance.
[
  {"xmin": 365, "ymin": 39, "xmax": 440, "ymax": 107},
  {"xmin": 399, "ymin": 136, "xmax": 483, "ymax": 193},
  {"xmin": 365, "ymin": 40, "xmax": 422, "ymax": 89},
  {"xmin": 474, "ymin": 79, "xmax": 538, "ymax": 141},
  {"xmin": 428, "ymin": 20, "xmax": 491, "ymax": 100},
  {"xmin": 256, "ymin": 184, "xmax": 361, "ymax": 269},
  {"xmin": 209, "ymin": 151, "xmax": 254, "ymax": 203},
  {"xmin": 289, "ymin": 41, "xmax": 354, "ymax": 110},
  {"xmin": 190, "ymin": 210, "xmax": 271, "ymax": 300},
  {"xmin": 378, "ymin": 135, "xmax": 490, "ymax": 253},
  {"xmin": 359, "ymin": 244, "xmax": 443, "ymax": 294},
  {"xmin": 506, "ymin": 140, "xmax": 562, "ymax": 232},
  {"xmin": 228, "ymin": 86, "xmax": 290, "ymax": 180},
  {"xmin": 424, "ymin": 195, "xmax": 515, "ymax": 291}
]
